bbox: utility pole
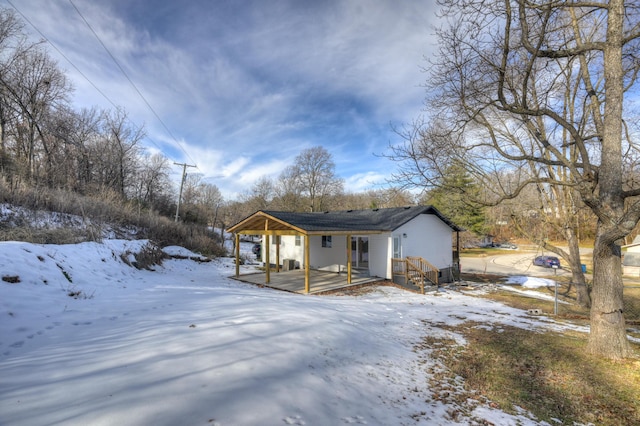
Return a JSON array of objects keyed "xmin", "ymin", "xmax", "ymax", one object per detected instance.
[{"xmin": 174, "ymin": 162, "xmax": 196, "ymax": 222}]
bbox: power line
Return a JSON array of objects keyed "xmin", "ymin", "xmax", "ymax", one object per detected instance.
[
  {"xmin": 67, "ymin": 0, "xmax": 199, "ymax": 168},
  {"xmin": 6, "ymin": 0, "xmax": 199, "ymax": 169},
  {"xmin": 6, "ymin": 0, "xmax": 117, "ymax": 110},
  {"xmin": 5, "ymin": 0, "xmax": 170, "ymax": 156}
]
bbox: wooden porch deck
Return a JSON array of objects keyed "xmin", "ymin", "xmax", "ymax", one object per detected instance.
[{"xmin": 231, "ymin": 269, "xmax": 385, "ymax": 294}]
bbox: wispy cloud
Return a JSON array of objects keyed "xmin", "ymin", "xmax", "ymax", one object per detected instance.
[{"xmin": 4, "ymin": 0, "xmax": 440, "ymax": 198}]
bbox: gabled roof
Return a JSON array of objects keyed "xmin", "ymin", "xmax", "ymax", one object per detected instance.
[{"xmin": 228, "ymin": 206, "xmax": 462, "ymax": 235}]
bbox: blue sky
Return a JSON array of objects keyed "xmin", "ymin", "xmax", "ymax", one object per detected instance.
[{"xmin": 4, "ymin": 0, "xmax": 440, "ymax": 198}]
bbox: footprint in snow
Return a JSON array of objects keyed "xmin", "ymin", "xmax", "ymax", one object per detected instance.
[
  {"xmin": 283, "ymin": 415, "xmax": 306, "ymax": 425},
  {"xmin": 342, "ymin": 415, "xmax": 367, "ymax": 424}
]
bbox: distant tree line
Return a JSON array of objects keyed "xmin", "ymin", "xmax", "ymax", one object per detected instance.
[
  {"xmin": 3, "ymin": 5, "xmax": 603, "ymax": 258},
  {"xmin": 0, "ymin": 9, "xmax": 177, "ymax": 211}
]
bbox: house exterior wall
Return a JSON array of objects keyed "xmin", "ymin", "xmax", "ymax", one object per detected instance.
[
  {"xmin": 624, "ymin": 244, "xmax": 640, "ymax": 259},
  {"xmin": 258, "ymin": 213, "xmax": 456, "ymax": 281},
  {"xmin": 309, "ymin": 234, "xmax": 348, "ymax": 271},
  {"xmin": 266, "ymin": 236, "xmax": 305, "ymax": 267},
  {"xmin": 369, "ymin": 233, "xmax": 392, "ymax": 278},
  {"xmin": 394, "ymin": 214, "xmax": 454, "ymax": 269},
  {"xmin": 623, "ymin": 237, "xmax": 640, "ymax": 276},
  {"xmin": 624, "ymin": 265, "xmax": 640, "ymax": 277}
]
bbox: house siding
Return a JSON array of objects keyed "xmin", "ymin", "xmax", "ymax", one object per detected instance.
[
  {"xmin": 267, "ymin": 236, "xmax": 305, "ymax": 268},
  {"xmin": 309, "ymin": 235, "xmax": 348, "ymax": 272},
  {"xmin": 623, "ymin": 236, "xmax": 640, "ymax": 276},
  {"xmin": 257, "ymin": 212, "xmax": 456, "ymax": 282},
  {"xmin": 369, "ymin": 233, "xmax": 391, "ymax": 278},
  {"xmin": 394, "ymin": 215, "xmax": 454, "ymax": 269}
]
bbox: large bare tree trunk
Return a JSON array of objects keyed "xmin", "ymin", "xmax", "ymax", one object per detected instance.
[
  {"xmin": 588, "ymin": 225, "xmax": 629, "ymax": 358},
  {"xmin": 586, "ymin": 0, "xmax": 630, "ymax": 358}
]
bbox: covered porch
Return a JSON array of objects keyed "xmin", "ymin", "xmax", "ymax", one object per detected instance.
[
  {"xmin": 227, "ymin": 210, "xmax": 383, "ymax": 294},
  {"xmin": 232, "ymin": 269, "xmax": 385, "ymax": 295}
]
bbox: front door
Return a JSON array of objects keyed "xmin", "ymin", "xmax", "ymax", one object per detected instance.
[
  {"xmin": 393, "ymin": 235, "xmax": 401, "ymax": 259},
  {"xmin": 351, "ymin": 236, "xmax": 369, "ymax": 269}
]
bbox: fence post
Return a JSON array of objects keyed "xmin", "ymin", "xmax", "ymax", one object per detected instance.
[{"xmin": 554, "ymin": 280, "xmax": 558, "ymax": 315}]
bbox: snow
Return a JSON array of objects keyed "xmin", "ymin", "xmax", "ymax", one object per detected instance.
[
  {"xmin": 0, "ymin": 240, "xmax": 588, "ymax": 425},
  {"xmin": 498, "ymin": 276, "xmax": 575, "ymax": 305},
  {"xmin": 504, "ymin": 276, "xmax": 556, "ymax": 289}
]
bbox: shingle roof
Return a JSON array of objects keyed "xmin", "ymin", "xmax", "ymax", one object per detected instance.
[{"xmin": 229, "ymin": 206, "xmax": 462, "ymax": 234}]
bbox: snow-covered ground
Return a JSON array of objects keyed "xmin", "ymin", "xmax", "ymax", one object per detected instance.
[{"xmin": 0, "ymin": 239, "xmax": 588, "ymax": 425}]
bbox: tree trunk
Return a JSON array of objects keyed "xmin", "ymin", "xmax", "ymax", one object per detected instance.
[
  {"xmin": 587, "ymin": 224, "xmax": 630, "ymax": 359},
  {"xmin": 584, "ymin": 0, "xmax": 631, "ymax": 359},
  {"xmin": 566, "ymin": 226, "xmax": 590, "ymax": 307}
]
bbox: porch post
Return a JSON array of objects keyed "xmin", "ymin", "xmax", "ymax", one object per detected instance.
[
  {"xmin": 234, "ymin": 233, "xmax": 240, "ymax": 277},
  {"xmin": 346, "ymin": 234, "xmax": 352, "ymax": 284},
  {"xmin": 265, "ymin": 234, "xmax": 270, "ymax": 284},
  {"xmin": 455, "ymin": 231, "xmax": 460, "ymax": 280},
  {"xmin": 304, "ymin": 234, "xmax": 310, "ymax": 293},
  {"xmin": 275, "ymin": 236, "xmax": 280, "ymax": 272}
]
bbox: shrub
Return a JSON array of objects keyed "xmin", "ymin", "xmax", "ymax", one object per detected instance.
[
  {"xmin": 0, "ymin": 181, "xmax": 226, "ymax": 256},
  {"xmin": 133, "ymin": 243, "xmax": 169, "ymax": 270}
]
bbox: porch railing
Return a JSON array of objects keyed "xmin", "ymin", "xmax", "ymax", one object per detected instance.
[{"xmin": 391, "ymin": 256, "xmax": 439, "ymax": 294}]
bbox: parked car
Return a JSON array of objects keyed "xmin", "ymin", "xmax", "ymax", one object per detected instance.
[
  {"xmin": 498, "ymin": 243, "xmax": 518, "ymax": 249},
  {"xmin": 533, "ymin": 255, "xmax": 560, "ymax": 268}
]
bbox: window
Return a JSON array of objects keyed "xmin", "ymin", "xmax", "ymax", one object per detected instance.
[
  {"xmin": 295, "ymin": 235, "xmax": 301, "ymax": 246},
  {"xmin": 322, "ymin": 235, "xmax": 332, "ymax": 248}
]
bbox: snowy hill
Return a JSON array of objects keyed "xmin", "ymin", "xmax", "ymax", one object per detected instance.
[{"xmin": 0, "ymin": 239, "xmax": 581, "ymax": 425}]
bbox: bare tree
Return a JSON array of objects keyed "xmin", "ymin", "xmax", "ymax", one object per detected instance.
[
  {"xmin": 279, "ymin": 146, "xmax": 344, "ymax": 212},
  {"xmin": 240, "ymin": 176, "xmax": 276, "ymax": 212},
  {"xmin": 389, "ymin": 0, "xmax": 640, "ymax": 358},
  {"xmin": 132, "ymin": 152, "xmax": 172, "ymax": 208},
  {"xmin": 198, "ymin": 182, "xmax": 224, "ymax": 233},
  {"xmin": 95, "ymin": 108, "xmax": 144, "ymax": 197},
  {"xmin": 274, "ymin": 165, "xmax": 306, "ymax": 211},
  {"xmin": 0, "ymin": 8, "xmax": 26, "ymax": 167},
  {"xmin": 63, "ymin": 107, "xmax": 101, "ymax": 193},
  {"xmin": 177, "ymin": 172, "xmax": 202, "ymax": 206},
  {"xmin": 176, "ymin": 173, "xmax": 225, "ymax": 227},
  {"xmin": 13, "ymin": 50, "xmax": 70, "ymax": 180}
]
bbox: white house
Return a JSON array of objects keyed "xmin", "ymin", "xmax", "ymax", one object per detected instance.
[
  {"xmin": 623, "ymin": 235, "xmax": 640, "ymax": 277},
  {"xmin": 228, "ymin": 206, "xmax": 462, "ymax": 293}
]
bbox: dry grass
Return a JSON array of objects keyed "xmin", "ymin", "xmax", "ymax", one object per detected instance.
[
  {"xmin": 419, "ymin": 323, "xmax": 640, "ymax": 425},
  {"xmin": 435, "ymin": 275, "xmax": 640, "ymax": 423},
  {"xmin": 119, "ymin": 243, "xmax": 169, "ymax": 270},
  {"xmin": 459, "ymin": 247, "xmax": 518, "ymax": 257},
  {"xmin": 0, "ymin": 182, "xmax": 224, "ymax": 256},
  {"xmin": 461, "ymin": 272, "xmax": 640, "ymax": 327}
]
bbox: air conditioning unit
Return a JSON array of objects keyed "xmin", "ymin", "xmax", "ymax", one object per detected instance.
[{"xmin": 282, "ymin": 259, "xmax": 295, "ymax": 271}]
